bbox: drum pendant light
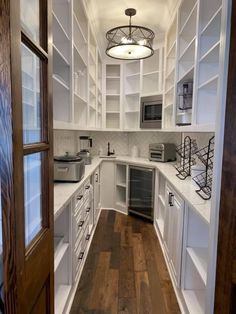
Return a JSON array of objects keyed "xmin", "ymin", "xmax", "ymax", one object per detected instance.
[{"xmin": 106, "ymin": 8, "xmax": 155, "ymax": 60}]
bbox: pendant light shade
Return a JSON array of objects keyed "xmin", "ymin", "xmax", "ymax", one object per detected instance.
[{"xmin": 106, "ymin": 8, "xmax": 155, "ymax": 60}]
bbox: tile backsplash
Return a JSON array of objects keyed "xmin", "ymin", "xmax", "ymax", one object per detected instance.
[{"xmin": 54, "ymin": 130, "xmax": 181, "ymax": 158}]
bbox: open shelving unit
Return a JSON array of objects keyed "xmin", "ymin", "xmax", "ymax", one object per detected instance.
[
  {"xmin": 142, "ymin": 49, "xmax": 162, "ymax": 96},
  {"xmin": 195, "ymin": 0, "xmax": 222, "ymax": 126},
  {"xmin": 163, "ymin": 0, "xmax": 223, "ymax": 132},
  {"xmin": 97, "ymin": 54, "xmax": 103, "ymax": 128},
  {"xmin": 52, "ymin": 0, "xmax": 71, "ymax": 123},
  {"xmin": 163, "ymin": 15, "xmax": 177, "ymax": 128},
  {"xmin": 124, "ymin": 61, "xmax": 141, "ymax": 130},
  {"xmin": 54, "ymin": 203, "xmax": 72, "ymax": 314},
  {"xmin": 88, "ymin": 29, "xmax": 97, "ymax": 128},
  {"xmin": 181, "ymin": 205, "xmax": 209, "ymax": 314},
  {"xmin": 155, "ymin": 173, "xmax": 166, "ymax": 237},
  {"xmin": 105, "ymin": 64, "xmax": 121, "ymax": 129},
  {"xmin": 115, "ymin": 164, "xmax": 127, "ymax": 213}
]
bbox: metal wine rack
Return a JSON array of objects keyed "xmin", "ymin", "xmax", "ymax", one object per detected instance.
[
  {"xmin": 192, "ymin": 136, "xmax": 215, "ymax": 200},
  {"xmin": 175, "ymin": 136, "xmax": 198, "ymax": 180}
]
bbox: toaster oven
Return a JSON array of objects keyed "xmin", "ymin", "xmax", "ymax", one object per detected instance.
[{"xmin": 149, "ymin": 143, "xmax": 176, "ymax": 162}]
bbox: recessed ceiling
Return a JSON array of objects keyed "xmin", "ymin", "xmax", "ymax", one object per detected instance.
[{"xmin": 85, "ymin": 0, "xmax": 179, "ymax": 55}]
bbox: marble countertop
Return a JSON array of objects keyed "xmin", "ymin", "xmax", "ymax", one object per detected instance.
[{"xmin": 54, "ymin": 155, "xmax": 211, "ymax": 224}]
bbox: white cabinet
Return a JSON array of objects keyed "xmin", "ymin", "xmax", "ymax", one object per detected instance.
[
  {"xmin": 105, "ymin": 64, "xmax": 122, "ymax": 130},
  {"xmin": 181, "ymin": 205, "xmax": 209, "ymax": 314},
  {"xmin": 53, "ymin": 0, "xmax": 103, "ymax": 130},
  {"xmin": 93, "ymin": 166, "xmax": 101, "ymax": 224},
  {"xmin": 115, "ymin": 163, "xmax": 128, "ymax": 214},
  {"xmin": 100, "ymin": 161, "xmax": 115, "ymax": 208},
  {"xmin": 163, "ymin": 0, "xmax": 226, "ymax": 132},
  {"xmin": 164, "ymin": 184, "xmax": 184, "ymax": 287},
  {"xmin": 54, "ymin": 203, "xmax": 72, "ymax": 314}
]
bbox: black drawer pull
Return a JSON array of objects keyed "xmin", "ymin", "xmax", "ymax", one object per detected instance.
[
  {"xmin": 78, "ymin": 252, "xmax": 84, "ymax": 260},
  {"xmin": 95, "ymin": 173, "xmax": 98, "ymax": 182},
  {"xmin": 77, "ymin": 195, "xmax": 83, "ymax": 200},
  {"xmin": 78, "ymin": 220, "xmax": 84, "ymax": 227},
  {"xmin": 169, "ymin": 193, "xmax": 174, "ymax": 206},
  {"xmin": 86, "ymin": 207, "xmax": 91, "ymax": 213},
  {"xmin": 86, "ymin": 234, "xmax": 90, "ymax": 241},
  {"xmin": 85, "ymin": 185, "xmax": 90, "ymax": 190}
]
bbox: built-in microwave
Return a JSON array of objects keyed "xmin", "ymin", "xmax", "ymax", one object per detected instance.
[{"xmin": 140, "ymin": 95, "xmax": 162, "ymax": 129}]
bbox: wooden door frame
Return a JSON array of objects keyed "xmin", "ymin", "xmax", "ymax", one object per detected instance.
[
  {"xmin": 0, "ymin": 0, "xmax": 54, "ymax": 312},
  {"xmin": 214, "ymin": 0, "xmax": 236, "ymax": 313},
  {"xmin": 0, "ymin": 1, "xmax": 17, "ymax": 312}
]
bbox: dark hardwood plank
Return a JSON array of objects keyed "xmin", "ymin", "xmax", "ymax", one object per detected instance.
[
  {"xmin": 135, "ymin": 271, "xmax": 153, "ymax": 314},
  {"xmin": 132, "ymin": 233, "xmax": 147, "ymax": 272},
  {"xmin": 70, "ymin": 210, "xmax": 180, "ymax": 314},
  {"xmin": 118, "ymin": 298, "xmax": 137, "ymax": 314}
]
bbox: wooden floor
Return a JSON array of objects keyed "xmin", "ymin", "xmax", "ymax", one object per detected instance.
[{"xmin": 70, "ymin": 210, "xmax": 180, "ymax": 314}]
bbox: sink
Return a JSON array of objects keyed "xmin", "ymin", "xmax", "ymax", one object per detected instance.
[{"xmin": 99, "ymin": 155, "xmax": 117, "ymax": 159}]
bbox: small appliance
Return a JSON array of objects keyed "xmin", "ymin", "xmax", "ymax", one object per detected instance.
[
  {"xmin": 54, "ymin": 153, "xmax": 85, "ymax": 182},
  {"xmin": 149, "ymin": 143, "xmax": 176, "ymax": 162},
  {"xmin": 140, "ymin": 95, "xmax": 162, "ymax": 129},
  {"xmin": 77, "ymin": 136, "xmax": 92, "ymax": 165}
]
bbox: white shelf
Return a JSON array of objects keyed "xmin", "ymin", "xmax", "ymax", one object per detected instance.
[
  {"xmin": 53, "ymin": 75, "xmax": 70, "ymax": 91},
  {"xmin": 201, "ymin": 6, "xmax": 222, "ymax": 35},
  {"xmin": 116, "ymin": 182, "xmax": 126, "ymax": 188},
  {"xmin": 166, "ymin": 40, "xmax": 176, "ymax": 58},
  {"xmin": 198, "ymin": 75, "xmax": 218, "ymax": 90},
  {"xmin": 74, "ymin": 92, "xmax": 87, "ymax": 104},
  {"xmin": 73, "ymin": 44, "xmax": 87, "ymax": 67},
  {"xmin": 73, "ymin": 13, "xmax": 87, "ymax": 44},
  {"xmin": 199, "ymin": 41, "xmax": 220, "ymax": 63},
  {"xmin": 125, "ymin": 110, "xmax": 139, "ymax": 114},
  {"xmin": 106, "ymin": 76, "xmax": 120, "ymax": 79},
  {"xmin": 54, "ymin": 243, "xmax": 69, "ymax": 272},
  {"xmin": 126, "ymin": 72, "xmax": 140, "ymax": 78},
  {"xmin": 53, "ymin": 12, "xmax": 70, "ymax": 41},
  {"xmin": 143, "ymin": 70, "xmax": 159, "ymax": 77},
  {"xmin": 178, "ymin": 65, "xmax": 194, "ymax": 84},
  {"xmin": 179, "ymin": 36, "xmax": 196, "ymax": 61},
  {"xmin": 179, "ymin": 2, "xmax": 198, "ymax": 35},
  {"xmin": 106, "ymin": 111, "xmax": 120, "ymax": 114},
  {"xmin": 53, "ymin": 44, "xmax": 70, "ymax": 66},
  {"xmin": 55, "ymin": 284, "xmax": 71, "ymax": 314},
  {"xmin": 106, "ymin": 94, "xmax": 120, "ymax": 97},
  {"xmin": 182, "ymin": 290, "xmax": 205, "ymax": 314},
  {"xmin": 187, "ymin": 247, "xmax": 208, "ymax": 285}
]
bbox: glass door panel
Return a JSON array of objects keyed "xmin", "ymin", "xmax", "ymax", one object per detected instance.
[
  {"xmin": 20, "ymin": 0, "xmax": 40, "ymax": 43},
  {"xmin": 21, "ymin": 44, "xmax": 41, "ymax": 144},
  {"xmin": 24, "ymin": 153, "xmax": 42, "ymax": 246}
]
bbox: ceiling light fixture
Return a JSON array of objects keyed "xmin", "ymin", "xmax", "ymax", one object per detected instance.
[{"xmin": 106, "ymin": 8, "xmax": 155, "ymax": 60}]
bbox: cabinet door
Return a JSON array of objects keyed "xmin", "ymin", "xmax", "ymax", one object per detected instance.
[
  {"xmin": 164, "ymin": 185, "xmax": 184, "ymax": 287},
  {"xmin": 169, "ymin": 191, "xmax": 184, "ymax": 287},
  {"xmin": 93, "ymin": 167, "xmax": 100, "ymax": 223},
  {"xmin": 100, "ymin": 161, "xmax": 115, "ymax": 208}
]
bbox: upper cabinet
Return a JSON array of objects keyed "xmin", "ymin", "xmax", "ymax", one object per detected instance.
[
  {"xmin": 53, "ymin": 0, "xmax": 103, "ymax": 130},
  {"xmin": 163, "ymin": 0, "xmax": 224, "ymax": 132}
]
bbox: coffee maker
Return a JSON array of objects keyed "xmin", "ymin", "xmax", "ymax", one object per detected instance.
[{"xmin": 77, "ymin": 136, "xmax": 92, "ymax": 165}]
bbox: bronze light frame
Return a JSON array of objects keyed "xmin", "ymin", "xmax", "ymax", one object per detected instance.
[{"xmin": 106, "ymin": 8, "xmax": 155, "ymax": 60}]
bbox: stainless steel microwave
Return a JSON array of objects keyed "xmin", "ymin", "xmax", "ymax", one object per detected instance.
[{"xmin": 140, "ymin": 95, "xmax": 162, "ymax": 129}]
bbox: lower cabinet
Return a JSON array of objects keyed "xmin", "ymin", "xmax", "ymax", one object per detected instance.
[
  {"xmin": 155, "ymin": 171, "xmax": 210, "ymax": 314},
  {"xmin": 100, "ymin": 161, "xmax": 115, "ymax": 208},
  {"xmin": 93, "ymin": 166, "xmax": 101, "ymax": 224},
  {"xmin": 163, "ymin": 183, "xmax": 184, "ymax": 287}
]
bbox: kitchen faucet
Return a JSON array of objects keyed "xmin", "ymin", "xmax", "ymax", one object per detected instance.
[{"xmin": 107, "ymin": 142, "xmax": 115, "ymax": 156}]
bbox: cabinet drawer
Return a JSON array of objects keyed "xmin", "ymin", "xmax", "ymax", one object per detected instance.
[{"xmin": 74, "ymin": 188, "xmax": 84, "ymax": 213}]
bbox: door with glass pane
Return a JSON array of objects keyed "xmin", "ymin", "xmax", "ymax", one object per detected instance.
[{"xmin": 3, "ymin": 0, "xmax": 54, "ymax": 312}]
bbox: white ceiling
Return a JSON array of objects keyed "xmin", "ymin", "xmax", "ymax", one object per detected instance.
[{"xmin": 85, "ymin": 0, "xmax": 179, "ymax": 54}]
